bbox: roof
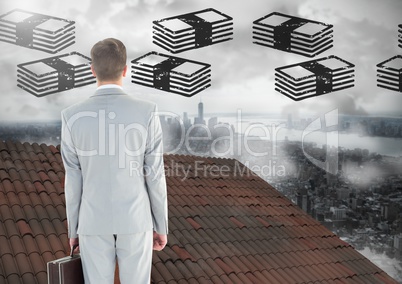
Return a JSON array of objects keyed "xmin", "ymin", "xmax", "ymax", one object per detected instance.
[
  {"xmin": 0, "ymin": 140, "xmax": 398, "ymax": 284},
  {"xmin": 0, "ymin": 141, "xmax": 67, "ymax": 284}
]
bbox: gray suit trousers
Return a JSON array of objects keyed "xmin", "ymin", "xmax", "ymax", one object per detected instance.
[{"xmin": 79, "ymin": 231, "xmax": 153, "ymax": 284}]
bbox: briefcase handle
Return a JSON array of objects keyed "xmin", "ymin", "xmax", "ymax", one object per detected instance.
[{"xmin": 70, "ymin": 244, "xmax": 79, "ymax": 257}]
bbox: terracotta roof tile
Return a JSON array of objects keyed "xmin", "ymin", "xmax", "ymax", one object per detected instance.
[
  {"xmin": 21, "ymin": 272, "xmax": 36, "ymax": 284},
  {"xmin": 154, "ymin": 262, "xmax": 175, "ymax": 283},
  {"xmin": 0, "ymin": 140, "xmax": 6, "ymax": 151},
  {"xmin": 260, "ymin": 268, "xmax": 287, "ymax": 283},
  {"xmin": 188, "ymin": 259, "xmax": 214, "ymax": 279},
  {"xmin": 35, "ymin": 152, "xmax": 49, "ymax": 163},
  {"xmin": 27, "ymin": 152, "xmax": 39, "ymax": 163},
  {"xmin": 28, "ymin": 251, "xmax": 46, "ymax": 276},
  {"xmin": 16, "ymin": 220, "xmax": 33, "ymax": 237},
  {"xmin": 171, "ymin": 245, "xmax": 195, "ymax": 262},
  {"xmin": 5, "ymin": 141, "xmax": 17, "ymax": 153},
  {"xmin": 21, "ymin": 142, "xmax": 34, "ymax": 153},
  {"xmin": 31, "ymin": 143, "xmax": 43, "ymax": 155},
  {"xmin": 11, "ymin": 158, "xmax": 25, "ymax": 171},
  {"xmin": 235, "ymin": 255, "xmax": 259, "ymax": 273},
  {"xmin": 1, "ymin": 254, "xmax": 19, "ymax": 279},
  {"xmin": 229, "ymin": 216, "xmax": 246, "ymax": 228},
  {"xmin": 53, "ymin": 181, "xmax": 65, "ymax": 195},
  {"xmin": 0, "ymin": 236, "xmax": 11, "ymax": 256},
  {"xmin": 0, "ymin": 205, "xmax": 14, "ymax": 222},
  {"xmin": 13, "ymin": 141, "xmax": 25, "ymax": 153},
  {"xmin": 47, "ymin": 234, "xmax": 65, "ymax": 254},
  {"xmin": 0, "ymin": 170, "xmax": 9, "ymax": 182},
  {"xmin": 185, "ymin": 217, "xmax": 202, "ymax": 231},
  {"xmin": 0, "ymin": 152, "xmax": 11, "ymax": 162},
  {"xmin": 11, "ymin": 205, "xmax": 25, "ymax": 221},
  {"xmin": 9, "ymin": 235, "xmax": 26, "ymax": 257},
  {"xmin": 28, "ymin": 171, "xmax": 41, "ymax": 184},
  {"xmin": 50, "ymin": 161, "xmax": 64, "ymax": 173},
  {"xmin": 8, "ymin": 151, "xmax": 19, "ymax": 162}
]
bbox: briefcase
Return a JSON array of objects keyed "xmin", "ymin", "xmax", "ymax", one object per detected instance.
[{"xmin": 47, "ymin": 245, "xmax": 84, "ymax": 284}]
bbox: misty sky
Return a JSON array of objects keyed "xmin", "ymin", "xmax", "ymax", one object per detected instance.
[{"xmin": 0, "ymin": 0, "xmax": 402, "ymax": 121}]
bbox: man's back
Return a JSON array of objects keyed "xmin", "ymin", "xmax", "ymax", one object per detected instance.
[{"xmin": 62, "ymin": 87, "xmax": 167, "ymax": 236}]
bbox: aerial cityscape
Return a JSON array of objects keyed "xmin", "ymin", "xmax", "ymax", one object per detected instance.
[{"xmin": 160, "ymin": 101, "xmax": 402, "ymax": 281}]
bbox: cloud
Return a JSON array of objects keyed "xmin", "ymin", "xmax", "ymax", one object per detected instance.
[
  {"xmin": 299, "ymin": 0, "xmax": 402, "ymax": 29},
  {"xmin": 358, "ymin": 247, "xmax": 402, "ymax": 282}
]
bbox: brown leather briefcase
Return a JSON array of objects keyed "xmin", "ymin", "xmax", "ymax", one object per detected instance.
[{"xmin": 47, "ymin": 246, "xmax": 84, "ymax": 284}]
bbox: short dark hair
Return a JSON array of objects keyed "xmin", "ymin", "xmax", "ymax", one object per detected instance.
[{"xmin": 90, "ymin": 38, "xmax": 127, "ymax": 82}]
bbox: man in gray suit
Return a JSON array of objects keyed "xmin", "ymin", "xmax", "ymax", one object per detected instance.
[{"xmin": 61, "ymin": 38, "xmax": 168, "ymax": 283}]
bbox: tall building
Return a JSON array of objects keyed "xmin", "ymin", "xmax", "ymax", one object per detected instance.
[
  {"xmin": 296, "ymin": 187, "xmax": 312, "ymax": 213},
  {"xmin": 208, "ymin": 117, "xmax": 218, "ymax": 129},
  {"xmin": 198, "ymin": 100, "xmax": 204, "ymax": 121},
  {"xmin": 183, "ymin": 112, "xmax": 191, "ymax": 129},
  {"xmin": 394, "ymin": 234, "xmax": 402, "ymax": 252},
  {"xmin": 330, "ymin": 206, "xmax": 347, "ymax": 220},
  {"xmin": 195, "ymin": 99, "xmax": 205, "ymax": 125}
]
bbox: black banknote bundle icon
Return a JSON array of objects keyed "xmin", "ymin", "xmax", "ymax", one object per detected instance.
[
  {"xmin": 17, "ymin": 52, "xmax": 95, "ymax": 97},
  {"xmin": 253, "ymin": 12, "xmax": 333, "ymax": 57},
  {"xmin": 153, "ymin": 8, "xmax": 233, "ymax": 54},
  {"xmin": 275, "ymin": 55, "xmax": 355, "ymax": 101},
  {"xmin": 0, "ymin": 9, "xmax": 96, "ymax": 97},
  {"xmin": 0, "ymin": 9, "xmax": 75, "ymax": 54},
  {"xmin": 377, "ymin": 55, "xmax": 402, "ymax": 93},
  {"xmin": 131, "ymin": 51, "xmax": 211, "ymax": 97}
]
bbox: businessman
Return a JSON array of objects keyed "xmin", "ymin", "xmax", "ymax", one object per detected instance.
[{"xmin": 61, "ymin": 38, "xmax": 168, "ymax": 283}]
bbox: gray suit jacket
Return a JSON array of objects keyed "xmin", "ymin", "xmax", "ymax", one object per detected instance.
[{"xmin": 61, "ymin": 87, "xmax": 168, "ymax": 238}]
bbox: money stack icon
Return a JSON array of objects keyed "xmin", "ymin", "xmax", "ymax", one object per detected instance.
[
  {"xmin": 0, "ymin": 9, "xmax": 75, "ymax": 54},
  {"xmin": 131, "ymin": 51, "xmax": 211, "ymax": 97},
  {"xmin": 377, "ymin": 55, "xmax": 402, "ymax": 93},
  {"xmin": 253, "ymin": 12, "xmax": 333, "ymax": 57},
  {"xmin": 275, "ymin": 55, "xmax": 355, "ymax": 101},
  {"xmin": 17, "ymin": 52, "xmax": 95, "ymax": 97},
  {"xmin": 153, "ymin": 8, "xmax": 233, "ymax": 54}
]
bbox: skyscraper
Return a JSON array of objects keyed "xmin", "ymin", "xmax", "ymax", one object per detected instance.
[
  {"xmin": 195, "ymin": 98, "xmax": 205, "ymax": 125},
  {"xmin": 198, "ymin": 100, "xmax": 204, "ymax": 122}
]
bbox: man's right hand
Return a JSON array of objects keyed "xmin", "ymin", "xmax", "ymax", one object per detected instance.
[
  {"xmin": 69, "ymin": 237, "xmax": 80, "ymax": 254},
  {"xmin": 153, "ymin": 231, "xmax": 167, "ymax": 251}
]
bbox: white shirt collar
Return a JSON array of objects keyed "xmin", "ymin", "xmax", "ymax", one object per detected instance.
[{"xmin": 97, "ymin": 84, "xmax": 123, "ymax": 90}]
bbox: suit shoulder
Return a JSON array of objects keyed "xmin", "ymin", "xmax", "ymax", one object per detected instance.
[
  {"xmin": 121, "ymin": 95, "xmax": 158, "ymax": 114},
  {"xmin": 125, "ymin": 95, "xmax": 157, "ymax": 109},
  {"xmin": 61, "ymin": 98, "xmax": 93, "ymax": 118}
]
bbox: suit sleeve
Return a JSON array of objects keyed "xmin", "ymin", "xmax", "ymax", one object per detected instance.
[
  {"xmin": 144, "ymin": 105, "xmax": 168, "ymax": 235},
  {"xmin": 60, "ymin": 111, "xmax": 83, "ymax": 239}
]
